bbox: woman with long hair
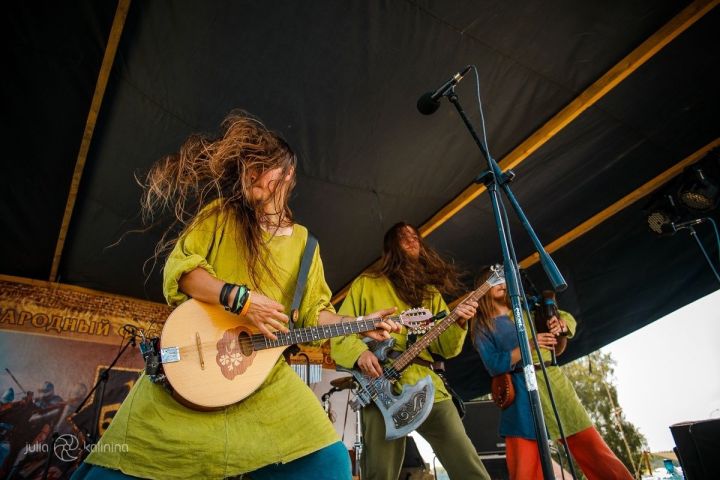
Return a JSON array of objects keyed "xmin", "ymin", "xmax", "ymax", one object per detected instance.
[
  {"xmin": 471, "ymin": 266, "xmax": 633, "ymax": 479},
  {"xmin": 72, "ymin": 110, "xmax": 398, "ymax": 480},
  {"xmin": 331, "ymin": 222, "xmax": 490, "ymax": 480}
]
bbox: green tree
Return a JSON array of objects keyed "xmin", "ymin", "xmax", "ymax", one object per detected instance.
[{"xmin": 561, "ymin": 351, "xmax": 648, "ymax": 477}]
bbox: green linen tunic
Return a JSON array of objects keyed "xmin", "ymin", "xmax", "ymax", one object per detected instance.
[
  {"xmin": 84, "ymin": 205, "xmax": 339, "ymax": 479},
  {"xmin": 528, "ymin": 310, "xmax": 593, "ymax": 439},
  {"xmin": 331, "ymin": 275, "xmax": 467, "ymax": 403}
]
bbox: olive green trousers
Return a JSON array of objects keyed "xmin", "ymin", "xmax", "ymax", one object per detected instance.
[{"xmin": 360, "ymin": 399, "xmax": 490, "ymax": 480}]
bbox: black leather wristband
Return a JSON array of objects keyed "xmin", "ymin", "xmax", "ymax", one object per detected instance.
[{"xmin": 220, "ymin": 283, "xmax": 235, "ymax": 309}]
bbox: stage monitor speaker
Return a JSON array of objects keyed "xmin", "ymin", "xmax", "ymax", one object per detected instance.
[
  {"xmin": 670, "ymin": 418, "xmax": 720, "ymax": 480},
  {"xmin": 479, "ymin": 454, "xmax": 509, "ymax": 480},
  {"xmin": 400, "ymin": 436, "xmax": 433, "ymax": 479},
  {"xmin": 402, "ymin": 436, "xmax": 425, "ymax": 468},
  {"xmin": 462, "ymin": 400, "xmax": 505, "ymax": 455}
]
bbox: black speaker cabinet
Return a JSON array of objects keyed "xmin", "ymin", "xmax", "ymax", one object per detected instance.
[
  {"xmin": 400, "ymin": 436, "xmax": 433, "ymax": 479},
  {"xmin": 478, "ymin": 453, "xmax": 509, "ymax": 480},
  {"xmin": 402, "ymin": 436, "xmax": 425, "ymax": 468},
  {"xmin": 670, "ymin": 418, "xmax": 720, "ymax": 480},
  {"xmin": 462, "ymin": 400, "xmax": 506, "ymax": 455}
]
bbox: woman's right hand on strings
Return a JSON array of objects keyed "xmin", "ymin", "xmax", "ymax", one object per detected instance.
[
  {"xmin": 244, "ymin": 291, "xmax": 289, "ymax": 340},
  {"xmin": 357, "ymin": 350, "xmax": 384, "ymax": 378},
  {"xmin": 534, "ymin": 332, "xmax": 557, "ymax": 351}
]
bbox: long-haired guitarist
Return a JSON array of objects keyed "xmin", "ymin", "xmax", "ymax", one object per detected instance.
[
  {"xmin": 331, "ymin": 222, "xmax": 490, "ymax": 480},
  {"xmin": 73, "ymin": 110, "xmax": 399, "ymax": 480}
]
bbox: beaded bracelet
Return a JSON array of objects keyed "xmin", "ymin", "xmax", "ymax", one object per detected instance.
[
  {"xmin": 239, "ymin": 295, "xmax": 252, "ymax": 316},
  {"xmin": 230, "ymin": 284, "xmax": 250, "ymax": 314},
  {"xmin": 229, "ymin": 285, "xmax": 244, "ymax": 313}
]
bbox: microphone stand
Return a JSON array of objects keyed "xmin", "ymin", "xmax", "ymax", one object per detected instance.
[
  {"xmin": 442, "ymin": 86, "xmax": 566, "ymax": 479},
  {"xmin": 687, "ymin": 225, "xmax": 720, "ymax": 284},
  {"xmin": 34, "ymin": 333, "xmax": 136, "ymax": 480},
  {"xmin": 72, "ymin": 333, "xmax": 137, "ymax": 448}
]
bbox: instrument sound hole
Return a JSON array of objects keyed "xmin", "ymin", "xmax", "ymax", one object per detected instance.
[{"xmin": 238, "ymin": 332, "xmax": 254, "ymax": 356}]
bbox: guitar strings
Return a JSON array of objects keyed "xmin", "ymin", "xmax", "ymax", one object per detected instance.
[
  {"xmin": 356, "ymin": 282, "xmax": 496, "ymax": 389},
  {"xmin": 169, "ymin": 317, "xmax": 385, "ymax": 354},
  {"xmin": 166, "ymin": 302, "xmax": 459, "ymax": 357}
]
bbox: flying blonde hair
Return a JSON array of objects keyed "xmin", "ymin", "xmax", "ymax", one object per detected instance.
[{"xmin": 140, "ymin": 110, "xmax": 297, "ymax": 290}]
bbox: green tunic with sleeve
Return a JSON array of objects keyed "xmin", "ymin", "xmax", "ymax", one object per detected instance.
[
  {"xmin": 84, "ymin": 204, "xmax": 339, "ymax": 479},
  {"xmin": 331, "ymin": 274, "xmax": 466, "ymax": 404},
  {"xmin": 528, "ymin": 310, "xmax": 593, "ymax": 439}
]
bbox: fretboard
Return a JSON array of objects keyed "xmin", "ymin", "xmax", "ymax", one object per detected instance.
[
  {"xmin": 391, "ymin": 282, "xmax": 493, "ymax": 372},
  {"xmin": 252, "ymin": 314, "xmax": 403, "ymax": 350}
]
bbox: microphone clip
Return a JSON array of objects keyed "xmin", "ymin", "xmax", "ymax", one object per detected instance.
[{"xmin": 417, "ymin": 66, "xmax": 472, "ymax": 115}]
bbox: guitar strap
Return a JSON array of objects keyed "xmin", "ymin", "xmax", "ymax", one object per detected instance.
[
  {"xmin": 289, "ymin": 232, "xmax": 318, "ymax": 329},
  {"xmin": 283, "ymin": 232, "xmax": 317, "ymax": 361},
  {"xmin": 143, "ymin": 232, "xmax": 319, "ymax": 380}
]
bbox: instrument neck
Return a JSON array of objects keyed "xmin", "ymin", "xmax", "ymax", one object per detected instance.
[
  {"xmin": 254, "ymin": 315, "xmax": 401, "ymax": 350},
  {"xmin": 390, "ymin": 282, "xmax": 492, "ymax": 371}
]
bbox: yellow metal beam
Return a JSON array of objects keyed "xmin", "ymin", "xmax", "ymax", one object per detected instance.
[
  {"xmin": 446, "ymin": 138, "xmax": 720, "ymax": 309},
  {"xmin": 49, "ymin": 0, "xmax": 132, "ymax": 282},
  {"xmin": 519, "ymin": 138, "xmax": 720, "ymax": 269},
  {"xmin": 332, "ymin": 0, "xmax": 717, "ymax": 304},
  {"xmin": 420, "ymin": 0, "xmax": 718, "ymax": 238}
]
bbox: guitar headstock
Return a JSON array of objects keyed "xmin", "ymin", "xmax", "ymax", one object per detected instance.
[
  {"xmin": 397, "ymin": 307, "xmax": 435, "ymax": 334},
  {"xmin": 488, "ymin": 264, "xmax": 505, "ymax": 286}
]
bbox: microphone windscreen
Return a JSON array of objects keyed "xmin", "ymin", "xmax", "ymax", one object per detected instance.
[
  {"xmin": 541, "ymin": 290, "xmax": 558, "ymax": 318},
  {"xmin": 541, "ymin": 291, "xmax": 556, "ymax": 302},
  {"xmin": 417, "ymin": 92, "xmax": 441, "ymax": 115}
]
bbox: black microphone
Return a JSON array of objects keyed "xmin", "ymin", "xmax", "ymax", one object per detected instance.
[
  {"xmin": 417, "ymin": 66, "xmax": 472, "ymax": 115},
  {"xmin": 674, "ymin": 218, "xmax": 707, "ymax": 229},
  {"xmin": 661, "ymin": 217, "xmax": 707, "ymax": 234},
  {"xmin": 123, "ymin": 324, "xmax": 140, "ymax": 336},
  {"xmin": 122, "ymin": 324, "xmax": 142, "ymax": 346},
  {"xmin": 541, "ymin": 291, "xmax": 558, "ymax": 323}
]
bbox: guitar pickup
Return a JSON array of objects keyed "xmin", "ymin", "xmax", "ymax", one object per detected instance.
[{"xmin": 160, "ymin": 346, "xmax": 181, "ymax": 364}]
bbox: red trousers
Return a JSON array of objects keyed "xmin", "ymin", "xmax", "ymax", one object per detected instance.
[{"xmin": 505, "ymin": 426, "xmax": 634, "ymax": 480}]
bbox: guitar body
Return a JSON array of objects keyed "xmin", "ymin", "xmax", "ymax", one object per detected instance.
[
  {"xmin": 341, "ymin": 338, "xmax": 435, "ymax": 440},
  {"xmin": 338, "ymin": 365, "xmax": 434, "ymax": 440},
  {"xmin": 158, "ymin": 300, "xmax": 434, "ymax": 410},
  {"xmin": 160, "ymin": 299, "xmax": 286, "ymax": 410},
  {"xmin": 362, "ymin": 337, "xmax": 395, "ymax": 362},
  {"xmin": 337, "ymin": 265, "xmax": 505, "ymax": 439}
]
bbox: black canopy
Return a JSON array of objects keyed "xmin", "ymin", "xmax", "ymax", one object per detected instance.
[{"xmin": 3, "ymin": 0, "xmax": 719, "ymax": 398}]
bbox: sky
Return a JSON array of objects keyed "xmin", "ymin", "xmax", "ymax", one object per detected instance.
[
  {"xmin": 412, "ymin": 288, "xmax": 720, "ymax": 470},
  {"xmin": 602, "ymin": 288, "xmax": 720, "ymax": 452}
]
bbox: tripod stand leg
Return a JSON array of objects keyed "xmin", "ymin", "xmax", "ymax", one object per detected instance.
[{"xmin": 354, "ymin": 408, "xmax": 363, "ymax": 479}]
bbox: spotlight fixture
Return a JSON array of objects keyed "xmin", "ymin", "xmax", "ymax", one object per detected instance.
[
  {"xmin": 678, "ymin": 167, "xmax": 719, "ymax": 211},
  {"xmin": 643, "ymin": 152, "xmax": 720, "ymax": 284},
  {"xmin": 645, "ymin": 194, "xmax": 680, "ymax": 235}
]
